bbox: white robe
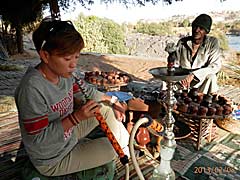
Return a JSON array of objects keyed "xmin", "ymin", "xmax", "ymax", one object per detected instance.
[{"xmin": 175, "ymin": 35, "xmax": 222, "ymax": 94}]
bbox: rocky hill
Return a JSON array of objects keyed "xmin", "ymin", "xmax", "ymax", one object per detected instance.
[{"xmin": 126, "ymin": 33, "xmax": 179, "ymax": 59}]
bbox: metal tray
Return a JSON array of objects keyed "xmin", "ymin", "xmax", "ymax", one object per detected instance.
[{"xmin": 149, "ymin": 67, "xmax": 191, "ymax": 82}]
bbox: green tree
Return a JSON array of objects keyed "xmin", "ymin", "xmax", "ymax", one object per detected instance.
[
  {"xmin": 182, "ymin": 19, "xmax": 190, "ymax": 28},
  {"xmin": 101, "ymin": 18, "xmax": 128, "ymax": 54},
  {"xmin": 0, "ymin": 0, "xmax": 226, "ymax": 55},
  {"xmin": 74, "ymin": 14, "xmax": 127, "ymax": 54},
  {"xmin": 210, "ymin": 30, "xmax": 229, "ymax": 50},
  {"xmin": 0, "ymin": 0, "xmax": 177, "ymax": 55},
  {"xmin": 74, "ymin": 14, "xmax": 108, "ymax": 53},
  {"xmin": 135, "ymin": 21, "xmax": 173, "ymax": 36},
  {"xmin": 231, "ymin": 20, "xmax": 240, "ymax": 29},
  {"xmin": 0, "ymin": 0, "xmax": 45, "ymax": 53}
]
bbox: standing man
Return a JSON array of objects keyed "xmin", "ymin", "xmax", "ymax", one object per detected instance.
[{"xmin": 175, "ymin": 14, "xmax": 222, "ymax": 94}]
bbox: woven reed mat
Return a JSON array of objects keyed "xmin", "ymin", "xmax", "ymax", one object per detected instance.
[
  {"xmin": 114, "ymin": 154, "xmax": 159, "ymax": 180},
  {"xmin": 0, "ymin": 112, "xmax": 239, "ymax": 179},
  {"xmin": 1, "ymin": 124, "xmax": 239, "ymax": 180},
  {"xmin": 115, "ymin": 125, "xmax": 240, "ymax": 180},
  {"xmin": 171, "ymin": 125, "xmax": 240, "ymax": 180}
]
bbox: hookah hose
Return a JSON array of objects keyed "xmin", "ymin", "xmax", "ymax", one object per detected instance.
[
  {"xmin": 93, "ymin": 111, "xmax": 129, "ymax": 180},
  {"xmin": 94, "ymin": 111, "xmax": 129, "ymax": 165},
  {"xmin": 72, "ymin": 73, "xmax": 129, "ymax": 165},
  {"xmin": 148, "ymin": 118, "xmax": 164, "ymax": 134},
  {"xmin": 129, "ymin": 114, "xmax": 164, "ymax": 180}
]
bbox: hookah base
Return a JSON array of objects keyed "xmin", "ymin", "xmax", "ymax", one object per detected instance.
[{"xmin": 151, "ymin": 168, "xmax": 175, "ymax": 180}]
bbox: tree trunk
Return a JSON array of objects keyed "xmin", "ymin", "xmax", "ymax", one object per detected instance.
[
  {"xmin": 15, "ymin": 25, "xmax": 24, "ymax": 54},
  {"xmin": 49, "ymin": 0, "xmax": 61, "ymax": 19}
]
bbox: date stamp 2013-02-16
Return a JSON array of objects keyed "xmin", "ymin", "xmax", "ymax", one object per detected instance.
[{"xmin": 194, "ymin": 166, "xmax": 237, "ymax": 174}]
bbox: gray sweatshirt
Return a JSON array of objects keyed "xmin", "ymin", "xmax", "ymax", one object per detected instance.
[{"xmin": 15, "ymin": 67, "xmax": 103, "ymax": 166}]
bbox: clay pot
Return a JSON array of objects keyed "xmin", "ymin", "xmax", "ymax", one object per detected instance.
[
  {"xmin": 215, "ymin": 105, "xmax": 224, "ymax": 116},
  {"xmin": 95, "ymin": 79, "xmax": 100, "ymax": 85},
  {"xmin": 197, "ymin": 106, "xmax": 208, "ymax": 116},
  {"xmin": 218, "ymin": 96, "xmax": 227, "ymax": 105},
  {"xmin": 90, "ymin": 77, "xmax": 97, "ymax": 84},
  {"xmin": 123, "ymin": 75, "xmax": 129, "ymax": 83},
  {"xmin": 107, "ymin": 71, "xmax": 115, "ymax": 76},
  {"xmin": 95, "ymin": 71, "xmax": 100, "ymax": 76},
  {"xmin": 201, "ymin": 94, "xmax": 213, "ymax": 107},
  {"xmin": 177, "ymin": 103, "xmax": 188, "ymax": 113},
  {"xmin": 207, "ymin": 107, "xmax": 216, "ymax": 116},
  {"xmin": 109, "ymin": 79, "xmax": 115, "ymax": 84},
  {"xmin": 181, "ymin": 92, "xmax": 188, "ymax": 99},
  {"xmin": 223, "ymin": 104, "xmax": 232, "ymax": 115},
  {"xmin": 212, "ymin": 93, "xmax": 218, "ymax": 102},
  {"xmin": 136, "ymin": 127, "xmax": 151, "ymax": 148},
  {"xmin": 115, "ymin": 79, "xmax": 120, "ymax": 84},
  {"xmin": 107, "ymin": 75, "xmax": 113, "ymax": 80},
  {"xmin": 188, "ymin": 104, "xmax": 199, "ymax": 115},
  {"xmin": 102, "ymin": 78, "xmax": 108, "ymax": 86},
  {"xmin": 189, "ymin": 88, "xmax": 198, "ymax": 99},
  {"xmin": 196, "ymin": 94, "xmax": 204, "ymax": 104},
  {"xmin": 119, "ymin": 77, "xmax": 124, "ymax": 82},
  {"xmin": 101, "ymin": 72, "xmax": 108, "ymax": 78},
  {"xmin": 184, "ymin": 97, "xmax": 192, "ymax": 104}
]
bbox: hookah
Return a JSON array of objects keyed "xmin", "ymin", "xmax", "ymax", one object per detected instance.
[
  {"xmin": 72, "ymin": 70, "xmax": 166, "ymax": 180},
  {"xmin": 72, "ymin": 42, "xmax": 190, "ymax": 179},
  {"xmin": 129, "ymin": 42, "xmax": 191, "ymax": 180}
]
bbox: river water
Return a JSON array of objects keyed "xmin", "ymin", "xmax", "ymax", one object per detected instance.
[{"xmin": 227, "ymin": 35, "xmax": 240, "ymax": 51}]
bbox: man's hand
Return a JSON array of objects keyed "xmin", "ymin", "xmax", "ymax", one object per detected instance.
[{"xmin": 180, "ymin": 74, "xmax": 194, "ymax": 89}]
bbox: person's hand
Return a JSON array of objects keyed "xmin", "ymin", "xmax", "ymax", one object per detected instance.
[
  {"xmin": 74, "ymin": 100, "xmax": 101, "ymax": 121},
  {"xmin": 180, "ymin": 74, "xmax": 194, "ymax": 89},
  {"xmin": 112, "ymin": 101, "xmax": 127, "ymax": 122}
]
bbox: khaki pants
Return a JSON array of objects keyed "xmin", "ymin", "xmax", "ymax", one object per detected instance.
[{"xmin": 36, "ymin": 103, "xmax": 129, "ymax": 176}]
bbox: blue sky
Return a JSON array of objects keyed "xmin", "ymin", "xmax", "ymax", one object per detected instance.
[{"xmin": 57, "ymin": 0, "xmax": 240, "ymax": 23}]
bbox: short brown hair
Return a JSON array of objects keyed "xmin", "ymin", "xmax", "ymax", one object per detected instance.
[{"xmin": 33, "ymin": 19, "xmax": 84, "ymax": 55}]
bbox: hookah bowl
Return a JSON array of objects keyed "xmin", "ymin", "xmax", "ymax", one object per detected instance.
[{"xmin": 149, "ymin": 67, "xmax": 190, "ymax": 180}]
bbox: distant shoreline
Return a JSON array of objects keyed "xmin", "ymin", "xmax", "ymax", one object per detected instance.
[
  {"xmin": 226, "ymin": 33, "xmax": 240, "ymax": 36},
  {"xmin": 227, "ymin": 35, "xmax": 240, "ymax": 52}
]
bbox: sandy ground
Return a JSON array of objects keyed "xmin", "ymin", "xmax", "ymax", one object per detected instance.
[
  {"xmin": 77, "ymin": 53, "xmax": 167, "ymax": 82},
  {"xmin": 10, "ymin": 50, "xmax": 167, "ymax": 82},
  {"xmin": 4, "ymin": 49, "xmax": 240, "ymax": 104},
  {"xmin": 9, "ymin": 49, "xmax": 240, "ymax": 87}
]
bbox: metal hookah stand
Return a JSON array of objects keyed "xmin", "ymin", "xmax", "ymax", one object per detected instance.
[{"xmin": 149, "ymin": 43, "xmax": 190, "ymax": 180}]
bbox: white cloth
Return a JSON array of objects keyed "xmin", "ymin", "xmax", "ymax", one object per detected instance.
[{"xmin": 175, "ymin": 35, "xmax": 222, "ymax": 94}]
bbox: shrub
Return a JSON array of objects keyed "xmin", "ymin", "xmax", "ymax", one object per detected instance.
[{"xmin": 74, "ymin": 14, "xmax": 128, "ymax": 54}]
